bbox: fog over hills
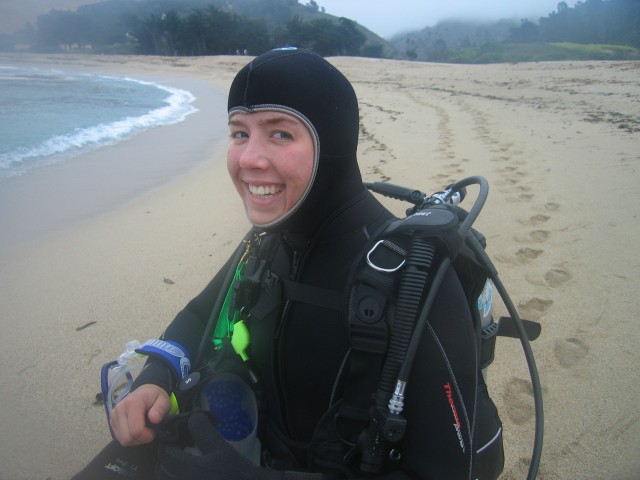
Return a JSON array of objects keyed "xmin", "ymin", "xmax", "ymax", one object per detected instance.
[{"xmin": 0, "ymin": 0, "xmax": 575, "ymax": 37}]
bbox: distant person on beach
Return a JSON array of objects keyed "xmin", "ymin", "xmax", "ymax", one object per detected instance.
[{"xmin": 75, "ymin": 48, "xmax": 503, "ymax": 480}]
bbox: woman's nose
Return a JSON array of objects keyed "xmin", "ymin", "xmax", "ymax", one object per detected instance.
[{"xmin": 238, "ymin": 136, "xmax": 269, "ymax": 169}]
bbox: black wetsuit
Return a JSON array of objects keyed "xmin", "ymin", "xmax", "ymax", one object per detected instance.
[
  {"xmin": 134, "ymin": 188, "xmax": 501, "ymax": 479},
  {"xmin": 158, "ymin": 188, "xmax": 395, "ymax": 447}
]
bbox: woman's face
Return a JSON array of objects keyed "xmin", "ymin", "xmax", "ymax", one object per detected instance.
[{"xmin": 227, "ymin": 110, "xmax": 315, "ymax": 226}]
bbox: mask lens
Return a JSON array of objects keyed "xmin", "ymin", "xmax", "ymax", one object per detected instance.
[{"xmin": 100, "ymin": 360, "xmax": 145, "ymax": 438}]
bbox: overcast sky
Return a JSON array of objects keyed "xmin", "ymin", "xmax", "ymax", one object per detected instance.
[{"xmin": 315, "ymin": 0, "xmax": 578, "ymax": 38}]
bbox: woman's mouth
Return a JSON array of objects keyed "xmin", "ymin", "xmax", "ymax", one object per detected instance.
[{"xmin": 247, "ymin": 183, "xmax": 283, "ymax": 199}]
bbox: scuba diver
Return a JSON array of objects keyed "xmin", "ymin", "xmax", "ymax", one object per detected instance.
[{"xmin": 75, "ymin": 48, "xmax": 523, "ymax": 480}]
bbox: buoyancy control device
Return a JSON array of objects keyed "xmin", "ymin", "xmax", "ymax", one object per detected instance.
[{"xmin": 344, "ymin": 176, "xmax": 544, "ymax": 479}]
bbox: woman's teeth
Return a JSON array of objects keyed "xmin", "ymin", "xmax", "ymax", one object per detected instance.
[{"xmin": 249, "ymin": 184, "xmax": 283, "ymax": 197}]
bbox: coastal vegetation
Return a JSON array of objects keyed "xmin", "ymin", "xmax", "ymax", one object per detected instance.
[
  {"xmin": 3, "ymin": 0, "xmax": 386, "ymax": 57},
  {"xmin": 1, "ymin": 0, "xmax": 639, "ymax": 63},
  {"xmin": 394, "ymin": 0, "xmax": 640, "ymax": 62},
  {"xmin": 441, "ymin": 42, "xmax": 640, "ymax": 63}
]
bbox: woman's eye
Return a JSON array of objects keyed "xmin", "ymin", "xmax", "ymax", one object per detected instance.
[
  {"xmin": 231, "ymin": 131, "xmax": 248, "ymax": 139},
  {"xmin": 273, "ymin": 131, "xmax": 292, "ymax": 140}
]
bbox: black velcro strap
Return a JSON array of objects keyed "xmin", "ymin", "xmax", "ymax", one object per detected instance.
[
  {"xmin": 281, "ymin": 279, "xmax": 342, "ymax": 311},
  {"xmin": 497, "ymin": 316, "xmax": 542, "ymax": 341}
]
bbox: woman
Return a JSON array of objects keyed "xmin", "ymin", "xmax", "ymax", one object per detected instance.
[{"xmin": 79, "ymin": 48, "xmax": 503, "ymax": 480}]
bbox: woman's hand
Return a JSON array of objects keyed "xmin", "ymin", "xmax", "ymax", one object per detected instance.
[{"xmin": 109, "ymin": 384, "xmax": 171, "ymax": 446}]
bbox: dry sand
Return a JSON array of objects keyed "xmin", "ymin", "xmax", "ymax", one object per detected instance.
[{"xmin": 0, "ymin": 54, "xmax": 638, "ymax": 479}]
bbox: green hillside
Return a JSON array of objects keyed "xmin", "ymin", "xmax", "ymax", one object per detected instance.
[
  {"xmin": 1, "ymin": 0, "xmax": 394, "ymax": 57},
  {"xmin": 441, "ymin": 42, "xmax": 640, "ymax": 63},
  {"xmin": 2, "ymin": 0, "xmax": 639, "ymax": 63}
]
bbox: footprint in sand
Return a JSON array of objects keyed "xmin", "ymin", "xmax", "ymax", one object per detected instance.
[
  {"xmin": 495, "ymin": 165, "xmax": 518, "ymax": 173},
  {"xmin": 544, "ymin": 267, "xmax": 572, "ymax": 287},
  {"xmin": 504, "ymin": 378, "xmax": 534, "ymax": 425},
  {"xmin": 514, "ymin": 230, "xmax": 550, "ymax": 243},
  {"xmin": 515, "ymin": 247, "xmax": 544, "ymax": 264},
  {"xmin": 506, "ymin": 192, "xmax": 535, "ymax": 203},
  {"xmin": 530, "ymin": 214, "xmax": 550, "ymax": 226},
  {"xmin": 518, "ymin": 193, "xmax": 535, "ymax": 201},
  {"xmin": 518, "ymin": 297, "xmax": 553, "ymax": 319},
  {"xmin": 497, "ymin": 247, "xmax": 544, "ymax": 265},
  {"xmin": 518, "ymin": 214, "xmax": 550, "ymax": 226},
  {"xmin": 554, "ymin": 337, "xmax": 589, "ymax": 368},
  {"xmin": 526, "ymin": 265, "xmax": 573, "ymax": 288},
  {"xmin": 544, "ymin": 202, "xmax": 560, "ymax": 212},
  {"xmin": 517, "ymin": 185, "xmax": 532, "ymax": 193},
  {"xmin": 494, "ymin": 178, "xmax": 520, "ymax": 186}
]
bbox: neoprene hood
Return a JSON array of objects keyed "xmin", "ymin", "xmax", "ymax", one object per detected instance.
[{"xmin": 228, "ymin": 48, "xmax": 365, "ymax": 234}]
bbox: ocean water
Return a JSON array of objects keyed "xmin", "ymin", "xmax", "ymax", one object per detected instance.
[{"xmin": 0, "ymin": 65, "xmax": 198, "ymax": 178}]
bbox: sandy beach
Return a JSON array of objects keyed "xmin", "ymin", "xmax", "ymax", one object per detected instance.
[{"xmin": 0, "ymin": 53, "xmax": 638, "ymax": 479}]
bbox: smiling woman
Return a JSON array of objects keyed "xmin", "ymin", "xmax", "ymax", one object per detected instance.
[
  {"xmin": 74, "ymin": 47, "xmax": 507, "ymax": 480},
  {"xmin": 227, "ymin": 110, "xmax": 316, "ymax": 227}
]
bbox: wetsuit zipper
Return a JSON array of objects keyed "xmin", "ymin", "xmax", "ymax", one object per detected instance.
[{"xmin": 274, "ymin": 233, "xmax": 310, "ymax": 439}]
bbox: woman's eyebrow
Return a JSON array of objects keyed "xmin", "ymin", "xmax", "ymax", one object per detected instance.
[
  {"xmin": 228, "ymin": 115, "xmax": 300, "ymax": 128},
  {"xmin": 259, "ymin": 116, "xmax": 301, "ymax": 129},
  {"xmin": 228, "ymin": 117, "xmax": 244, "ymax": 127}
]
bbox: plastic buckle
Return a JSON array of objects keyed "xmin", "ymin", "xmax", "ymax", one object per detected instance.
[{"xmin": 350, "ymin": 284, "xmax": 388, "ymax": 353}]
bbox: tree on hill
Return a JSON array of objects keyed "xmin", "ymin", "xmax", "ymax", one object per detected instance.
[
  {"xmin": 391, "ymin": 19, "xmax": 518, "ymax": 61},
  {"xmin": 510, "ymin": 0, "xmax": 640, "ymax": 47},
  {"xmin": 278, "ymin": 16, "xmax": 365, "ymax": 56},
  {"xmin": 7, "ymin": 0, "xmax": 384, "ymax": 57},
  {"xmin": 127, "ymin": 6, "xmax": 270, "ymax": 55},
  {"xmin": 36, "ymin": 9, "xmax": 95, "ymax": 49}
]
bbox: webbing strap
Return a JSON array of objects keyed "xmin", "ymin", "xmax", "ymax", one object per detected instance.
[{"xmin": 281, "ymin": 279, "xmax": 342, "ymax": 311}]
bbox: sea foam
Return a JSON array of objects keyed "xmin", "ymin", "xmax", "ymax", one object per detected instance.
[{"xmin": 0, "ymin": 71, "xmax": 198, "ymax": 178}]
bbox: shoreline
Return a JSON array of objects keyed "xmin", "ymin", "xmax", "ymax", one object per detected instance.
[
  {"xmin": 0, "ymin": 54, "xmax": 638, "ymax": 479},
  {"xmin": 0, "ymin": 70, "xmax": 228, "ymax": 258}
]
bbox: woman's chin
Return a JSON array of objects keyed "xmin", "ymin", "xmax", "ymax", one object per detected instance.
[
  {"xmin": 243, "ymin": 192, "xmax": 293, "ymax": 226},
  {"xmin": 246, "ymin": 208, "xmax": 284, "ymax": 226}
]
